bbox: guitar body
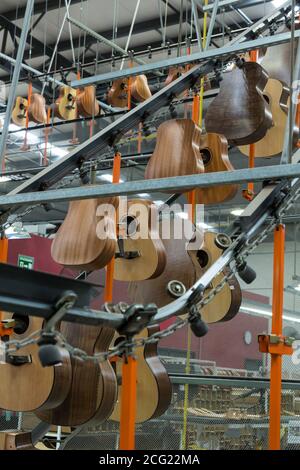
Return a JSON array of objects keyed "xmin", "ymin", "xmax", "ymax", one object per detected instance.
[
  {"xmin": 165, "ymin": 67, "xmax": 183, "ymax": 86},
  {"xmin": 54, "ymin": 86, "xmax": 77, "ymax": 120},
  {"xmin": 238, "ymin": 79, "xmax": 299, "ymax": 158},
  {"xmin": 114, "ymin": 199, "xmax": 167, "ymax": 281},
  {"xmin": 27, "ymin": 93, "xmax": 47, "ymax": 124},
  {"xmin": 36, "ymin": 322, "xmax": 117, "ymax": 426},
  {"xmin": 0, "ymin": 314, "xmax": 72, "ymax": 412},
  {"xmin": 77, "ymin": 86, "xmax": 100, "ymax": 117},
  {"xmin": 129, "ymin": 226, "xmax": 241, "ymax": 323},
  {"xmin": 110, "ymin": 325, "xmax": 172, "ymax": 423},
  {"xmin": 145, "ymin": 119, "xmax": 204, "ymax": 189},
  {"xmin": 131, "ymin": 75, "xmax": 152, "ymax": 102},
  {"xmin": 107, "ymin": 79, "xmax": 128, "ymax": 108},
  {"xmin": 0, "ymin": 431, "xmax": 35, "ymax": 450},
  {"xmin": 205, "ymin": 62, "xmax": 272, "ymax": 145},
  {"xmin": 196, "ymin": 133, "xmax": 238, "ymax": 204},
  {"xmin": 11, "ymin": 97, "xmax": 28, "ymax": 127},
  {"xmin": 51, "ymin": 196, "xmax": 118, "ymax": 271}
]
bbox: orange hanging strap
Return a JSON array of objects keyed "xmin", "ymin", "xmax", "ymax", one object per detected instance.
[
  {"xmin": 119, "ymin": 355, "xmax": 138, "ymax": 450},
  {"xmin": 23, "ymin": 82, "xmax": 33, "ymax": 149},
  {"xmin": 243, "ymin": 50, "xmax": 258, "ymax": 202},
  {"xmin": 0, "ymin": 237, "xmax": 8, "ymax": 323},
  {"xmin": 43, "ymin": 107, "xmax": 51, "ymax": 166},
  {"xmin": 104, "ymin": 152, "xmax": 121, "ymax": 302}
]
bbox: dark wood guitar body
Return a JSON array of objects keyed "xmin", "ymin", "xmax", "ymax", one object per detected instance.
[
  {"xmin": 205, "ymin": 62, "xmax": 272, "ymax": 145},
  {"xmin": 51, "ymin": 196, "xmax": 119, "ymax": 271},
  {"xmin": 36, "ymin": 322, "xmax": 117, "ymax": 426},
  {"xmin": 196, "ymin": 133, "xmax": 238, "ymax": 204},
  {"xmin": 107, "ymin": 79, "xmax": 128, "ymax": 108},
  {"xmin": 145, "ymin": 119, "xmax": 204, "ymax": 189}
]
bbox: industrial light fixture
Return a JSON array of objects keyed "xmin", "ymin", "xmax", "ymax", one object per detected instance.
[
  {"xmin": 240, "ymin": 305, "xmax": 300, "ymax": 324},
  {"xmin": 231, "ymin": 208, "xmax": 244, "ymax": 216},
  {"xmin": 0, "ymin": 175, "xmax": 11, "ymax": 183},
  {"xmin": 272, "ymin": 0, "xmax": 288, "ymax": 6}
]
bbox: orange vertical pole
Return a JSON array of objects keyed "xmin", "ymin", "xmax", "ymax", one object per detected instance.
[
  {"xmin": 0, "ymin": 237, "xmax": 8, "ymax": 321},
  {"xmin": 119, "ymin": 355, "xmax": 138, "ymax": 450},
  {"xmin": 269, "ymin": 224, "xmax": 285, "ymax": 450},
  {"xmin": 103, "ymin": 152, "xmax": 121, "ymax": 303}
]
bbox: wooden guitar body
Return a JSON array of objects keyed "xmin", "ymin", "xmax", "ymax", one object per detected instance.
[
  {"xmin": 36, "ymin": 322, "xmax": 117, "ymax": 426},
  {"xmin": 205, "ymin": 62, "xmax": 272, "ymax": 145},
  {"xmin": 196, "ymin": 133, "xmax": 238, "ymax": 204},
  {"xmin": 27, "ymin": 93, "xmax": 47, "ymax": 124},
  {"xmin": 109, "ymin": 325, "xmax": 172, "ymax": 423},
  {"xmin": 238, "ymin": 79, "xmax": 299, "ymax": 158},
  {"xmin": 0, "ymin": 314, "xmax": 72, "ymax": 412},
  {"xmin": 0, "ymin": 431, "xmax": 35, "ymax": 450},
  {"xmin": 107, "ymin": 79, "xmax": 128, "ymax": 108},
  {"xmin": 145, "ymin": 119, "xmax": 204, "ymax": 189},
  {"xmin": 11, "ymin": 97, "xmax": 28, "ymax": 127},
  {"xmin": 77, "ymin": 86, "xmax": 100, "ymax": 117},
  {"xmin": 131, "ymin": 75, "xmax": 152, "ymax": 102},
  {"xmin": 114, "ymin": 199, "xmax": 167, "ymax": 281},
  {"xmin": 54, "ymin": 86, "xmax": 77, "ymax": 120},
  {"xmin": 51, "ymin": 196, "xmax": 119, "ymax": 271},
  {"xmin": 165, "ymin": 67, "xmax": 183, "ymax": 86},
  {"xmin": 129, "ymin": 226, "xmax": 241, "ymax": 324}
]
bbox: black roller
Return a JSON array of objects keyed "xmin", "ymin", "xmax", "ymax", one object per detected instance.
[
  {"xmin": 38, "ymin": 344, "xmax": 62, "ymax": 367},
  {"xmin": 189, "ymin": 316, "xmax": 208, "ymax": 338},
  {"xmin": 237, "ymin": 261, "xmax": 257, "ymax": 284}
]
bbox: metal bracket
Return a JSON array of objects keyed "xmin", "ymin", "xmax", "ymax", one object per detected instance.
[{"xmin": 258, "ymin": 334, "xmax": 294, "ymax": 356}]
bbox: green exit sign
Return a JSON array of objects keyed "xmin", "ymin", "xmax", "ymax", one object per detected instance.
[{"xmin": 18, "ymin": 255, "xmax": 34, "ymax": 270}]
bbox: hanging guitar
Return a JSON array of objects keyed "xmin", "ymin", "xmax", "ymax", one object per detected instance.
[
  {"xmin": 107, "ymin": 74, "xmax": 152, "ymax": 108},
  {"xmin": 107, "ymin": 78, "xmax": 129, "ymax": 108},
  {"xmin": 114, "ymin": 198, "xmax": 167, "ymax": 282},
  {"xmin": 196, "ymin": 132, "xmax": 238, "ymax": 204},
  {"xmin": 51, "ymin": 196, "xmax": 119, "ymax": 271},
  {"xmin": 11, "ymin": 97, "xmax": 28, "ymax": 127},
  {"xmin": 105, "ymin": 302, "xmax": 172, "ymax": 424},
  {"xmin": 205, "ymin": 61, "xmax": 273, "ymax": 146},
  {"xmin": 54, "ymin": 86, "xmax": 77, "ymax": 121},
  {"xmin": 145, "ymin": 118, "xmax": 204, "ymax": 189},
  {"xmin": 76, "ymin": 85, "xmax": 100, "ymax": 117},
  {"xmin": 238, "ymin": 79, "xmax": 299, "ymax": 158},
  {"xmin": 0, "ymin": 313, "xmax": 72, "ymax": 412},
  {"xmin": 27, "ymin": 93, "xmax": 47, "ymax": 124},
  {"xmin": 129, "ymin": 224, "xmax": 241, "ymax": 324}
]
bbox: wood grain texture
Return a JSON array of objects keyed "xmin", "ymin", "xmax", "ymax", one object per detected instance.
[
  {"xmin": 54, "ymin": 86, "xmax": 77, "ymax": 120},
  {"xmin": 27, "ymin": 93, "xmax": 47, "ymax": 124},
  {"xmin": 51, "ymin": 196, "xmax": 119, "ymax": 271},
  {"xmin": 129, "ymin": 226, "xmax": 241, "ymax": 323},
  {"xmin": 36, "ymin": 322, "xmax": 117, "ymax": 426},
  {"xmin": 131, "ymin": 75, "xmax": 152, "ymax": 102},
  {"xmin": 0, "ymin": 314, "xmax": 72, "ymax": 412},
  {"xmin": 107, "ymin": 79, "xmax": 128, "ymax": 108},
  {"xmin": 205, "ymin": 62, "xmax": 272, "ymax": 146},
  {"xmin": 238, "ymin": 79, "xmax": 299, "ymax": 158},
  {"xmin": 196, "ymin": 133, "xmax": 238, "ymax": 204},
  {"xmin": 114, "ymin": 199, "xmax": 167, "ymax": 281},
  {"xmin": 77, "ymin": 86, "xmax": 100, "ymax": 117},
  {"xmin": 145, "ymin": 119, "xmax": 204, "ymax": 190},
  {"xmin": 11, "ymin": 97, "xmax": 28, "ymax": 127},
  {"xmin": 0, "ymin": 431, "xmax": 35, "ymax": 450},
  {"xmin": 109, "ymin": 325, "xmax": 172, "ymax": 423}
]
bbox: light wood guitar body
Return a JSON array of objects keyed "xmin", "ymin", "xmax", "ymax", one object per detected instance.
[
  {"xmin": 28, "ymin": 93, "xmax": 47, "ymax": 124},
  {"xmin": 11, "ymin": 97, "xmax": 28, "ymax": 127},
  {"xmin": 77, "ymin": 86, "xmax": 100, "ymax": 117},
  {"xmin": 54, "ymin": 86, "xmax": 77, "ymax": 120},
  {"xmin": 130, "ymin": 75, "xmax": 152, "ymax": 102}
]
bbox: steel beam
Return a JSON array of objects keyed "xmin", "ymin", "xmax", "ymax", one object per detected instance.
[
  {"xmin": 1, "ymin": 163, "xmax": 300, "ymax": 209},
  {"xmin": 71, "ymin": 30, "xmax": 300, "ymax": 87},
  {"xmin": 170, "ymin": 375, "xmax": 300, "ymax": 390},
  {"xmin": 0, "ymin": 0, "xmax": 35, "ymax": 167}
]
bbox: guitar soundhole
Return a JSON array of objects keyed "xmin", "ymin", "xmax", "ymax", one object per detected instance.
[
  {"xmin": 12, "ymin": 314, "xmax": 29, "ymax": 335},
  {"xmin": 263, "ymin": 94, "xmax": 270, "ymax": 105},
  {"xmin": 67, "ymin": 93, "xmax": 74, "ymax": 102},
  {"xmin": 201, "ymin": 148, "xmax": 212, "ymax": 166},
  {"xmin": 197, "ymin": 250, "xmax": 209, "ymax": 268},
  {"xmin": 19, "ymin": 103, "xmax": 25, "ymax": 110},
  {"xmin": 125, "ymin": 216, "xmax": 138, "ymax": 237}
]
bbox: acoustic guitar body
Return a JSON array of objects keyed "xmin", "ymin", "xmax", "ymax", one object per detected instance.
[
  {"xmin": 0, "ymin": 431, "xmax": 35, "ymax": 450},
  {"xmin": 36, "ymin": 322, "xmax": 117, "ymax": 426},
  {"xmin": 165, "ymin": 67, "xmax": 183, "ymax": 86},
  {"xmin": 51, "ymin": 196, "xmax": 119, "ymax": 271},
  {"xmin": 145, "ymin": 119, "xmax": 204, "ymax": 190},
  {"xmin": 107, "ymin": 79, "xmax": 128, "ymax": 108},
  {"xmin": 27, "ymin": 93, "xmax": 47, "ymax": 124},
  {"xmin": 238, "ymin": 79, "xmax": 299, "ymax": 158},
  {"xmin": 205, "ymin": 62, "xmax": 272, "ymax": 145},
  {"xmin": 196, "ymin": 133, "xmax": 238, "ymax": 204},
  {"xmin": 54, "ymin": 86, "xmax": 77, "ymax": 120},
  {"xmin": 131, "ymin": 75, "xmax": 152, "ymax": 102},
  {"xmin": 114, "ymin": 199, "xmax": 167, "ymax": 281},
  {"xmin": 11, "ymin": 97, "xmax": 28, "ymax": 127},
  {"xmin": 77, "ymin": 86, "xmax": 100, "ymax": 117},
  {"xmin": 109, "ymin": 325, "xmax": 172, "ymax": 423},
  {"xmin": 129, "ymin": 226, "xmax": 241, "ymax": 323},
  {"xmin": 0, "ymin": 314, "xmax": 72, "ymax": 412}
]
